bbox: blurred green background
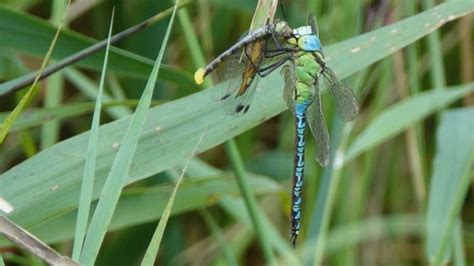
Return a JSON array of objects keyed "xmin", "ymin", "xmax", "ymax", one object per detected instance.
[{"xmin": 0, "ymin": 0, "xmax": 473, "ymax": 265}]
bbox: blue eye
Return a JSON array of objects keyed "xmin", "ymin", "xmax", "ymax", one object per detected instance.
[{"xmin": 300, "ymin": 35, "xmax": 322, "ymax": 52}]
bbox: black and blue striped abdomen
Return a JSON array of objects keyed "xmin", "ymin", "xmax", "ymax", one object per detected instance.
[{"xmin": 290, "ymin": 102, "xmax": 309, "ymax": 246}]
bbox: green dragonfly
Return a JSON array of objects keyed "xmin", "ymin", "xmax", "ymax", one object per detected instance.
[
  {"xmin": 280, "ymin": 14, "xmax": 359, "ymax": 246},
  {"xmin": 195, "ymin": 14, "xmax": 359, "ymax": 246}
]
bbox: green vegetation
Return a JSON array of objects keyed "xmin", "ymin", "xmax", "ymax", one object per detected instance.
[{"xmin": 0, "ymin": 0, "xmax": 473, "ymax": 265}]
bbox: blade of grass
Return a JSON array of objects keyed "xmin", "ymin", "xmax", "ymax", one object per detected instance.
[
  {"xmin": 327, "ymin": 3, "xmax": 362, "ymax": 265},
  {"xmin": 0, "ymin": 0, "xmax": 71, "ymax": 144},
  {"xmin": 224, "ymin": 141, "xmax": 276, "ymax": 259},
  {"xmin": 345, "ymin": 84, "xmax": 474, "ymax": 163},
  {"xmin": 403, "ymin": 0, "xmax": 427, "ymax": 177},
  {"xmin": 20, "ymin": 132, "xmax": 37, "ymax": 158},
  {"xmin": 64, "ymin": 68, "xmax": 132, "ymax": 118},
  {"xmin": 301, "ymin": 214, "xmax": 424, "ymax": 258},
  {"xmin": 78, "ymin": 0, "xmax": 180, "ymax": 263},
  {"xmin": 219, "ymin": 197, "xmax": 300, "ymax": 265},
  {"xmin": 452, "ymin": 220, "xmax": 466, "ymax": 266},
  {"xmin": 198, "ymin": 209, "xmax": 239, "ymax": 266},
  {"xmin": 165, "ymin": 164, "xmax": 240, "ymax": 265},
  {"xmin": 141, "ymin": 122, "xmax": 208, "ymax": 266},
  {"xmin": 72, "ymin": 9, "xmax": 114, "ymax": 260},
  {"xmin": 422, "ymin": 0, "xmax": 447, "ymax": 90},
  {"xmin": 41, "ymin": 0, "xmax": 67, "ymax": 149},
  {"xmin": 426, "ymin": 107, "xmax": 474, "ymax": 264},
  {"xmin": 308, "ymin": 116, "xmax": 354, "ymax": 265}
]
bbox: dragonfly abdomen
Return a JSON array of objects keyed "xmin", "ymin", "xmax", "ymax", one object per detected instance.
[
  {"xmin": 289, "ymin": 51, "xmax": 320, "ymax": 246},
  {"xmin": 290, "ymin": 102, "xmax": 309, "ymax": 247}
]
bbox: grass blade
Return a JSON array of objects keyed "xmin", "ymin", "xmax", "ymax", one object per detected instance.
[
  {"xmin": 63, "ymin": 68, "xmax": 132, "ymax": 118},
  {"xmin": 422, "ymin": 0, "xmax": 447, "ymax": 89},
  {"xmin": 426, "ymin": 107, "xmax": 474, "ymax": 264},
  {"xmin": 141, "ymin": 123, "xmax": 208, "ymax": 266},
  {"xmin": 72, "ymin": 10, "xmax": 114, "ymax": 260},
  {"xmin": 40, "ymin": 0, "xmax": 67, "ymax": 149},
  {"xmin": 345, "ymin": 84, "xmax": 474, "ymax": 162},
  {"xmin": 78, "ymin": 0, "xmax": 179, "ymax": 263},
  {"xmin": 0, "ymin": 0, "xmax": 71, "ymax": 144}
]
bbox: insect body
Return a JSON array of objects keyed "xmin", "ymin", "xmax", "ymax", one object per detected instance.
[
  {"xmin": 196, "ymin": 14, "xmax": 359, "ymax": 247},
  {"xmin": 281, "ymin": 15, "xmax": 359, "ymax": 246}
]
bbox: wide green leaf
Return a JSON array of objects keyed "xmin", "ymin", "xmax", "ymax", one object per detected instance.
[
  {"xmin": 426, "ymin": 107, "xmax": 474, "ymax": 264},
  {"xmin": 0, "ymin": 1, "xmax": 472, "ymax": 243},
  {"xmin": 0, "ymin": 174, "xmax": 279, "ymax": 247}
]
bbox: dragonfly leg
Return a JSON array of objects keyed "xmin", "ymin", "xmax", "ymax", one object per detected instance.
[
  {"xmin": 265, "ymin": 48, "xmax": 291, "ymax": 58},
  {"xmin": 257, "ymin": 56, "xmax": 290, "ymax": 77},
  {"xmin": 270, "ymin": 28, "xmax": 283, "ymax": 50}
]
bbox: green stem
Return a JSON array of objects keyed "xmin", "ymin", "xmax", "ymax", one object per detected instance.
[
  {"xmin": 41, "ymin": 0, "xmax": 67, "ymax": 149},
  {"xmin": 199, "ymin": 209, "xmax": 239, "ymax": 266},
  {"xmin": 452, "ymin": 220, "xmax": 466, "ymax": 266},
  {"xmin": 422, "ymin": 0, "xmax": 447, "ymax": 89},
  {"xmin": 224, "ymin": 140, "xmax": 275, "ymax": 264}
]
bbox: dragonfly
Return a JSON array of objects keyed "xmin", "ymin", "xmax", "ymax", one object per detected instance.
[
  {"xmin": 280, "ymin": 14, "xmax": 359, "ymax": 246},
  {"xmin": 195, "ymin": 14, "xmax": 359, "ymax": 247}
]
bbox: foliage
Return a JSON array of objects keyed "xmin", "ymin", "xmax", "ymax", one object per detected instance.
[{"xmin": 0, "ymin": 0, "xmax": 473, "ymax": 265}]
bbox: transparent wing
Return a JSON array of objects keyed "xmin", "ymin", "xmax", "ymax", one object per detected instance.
[
  {"xmin": 321, "ymin": 67, "xmax": 359, "ymax": 121},
  {"xmin": 306, "ymin": 82, "xmax": 330, "ymax": 166},
  {"xmin": 308, "ymin": 13, "xmax": 319, "ymax": 36},
  {"xmin": 209, "ymin": 44, "xmax": 262, "ymax": 115},
  {"xmin": 280, "ymin": 64, "xmax": 295, "ymax": 112},
  {"xmin": 209, "ymin": 33, "xmax": 286, "ymax": 115}
]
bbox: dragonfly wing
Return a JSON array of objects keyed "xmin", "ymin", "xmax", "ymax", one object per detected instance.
[
  {"xmin": 208, "ymin": 33, "xmax": 283, "ymax": 115},
  {"xmin": 280, "ymin": 64, "xmax": 295, "ymax": 112},
  {"xmin": 306, "ymin": 83, "xmax": 330, "ymax": 166},
  {"xmin": 308, "ymin": 13, "xmax": 319, "ymax": 36},
  {"xmin": 209, "ymin": 46, "xmax": 261, "ymax": 115},
  {"xmin": 322, "ymin": 68, "xmax": 359, "ymax": 121}
]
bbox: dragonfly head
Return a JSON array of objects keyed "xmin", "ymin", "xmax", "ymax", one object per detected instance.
[{"xmin": 289, "ymin": 26, "xmax": 323, "ymax": 53}]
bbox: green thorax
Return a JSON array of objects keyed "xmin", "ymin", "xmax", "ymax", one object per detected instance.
[{"xmin": 294, "ymin": 52, "xmax": 319, "ymax": 104}]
